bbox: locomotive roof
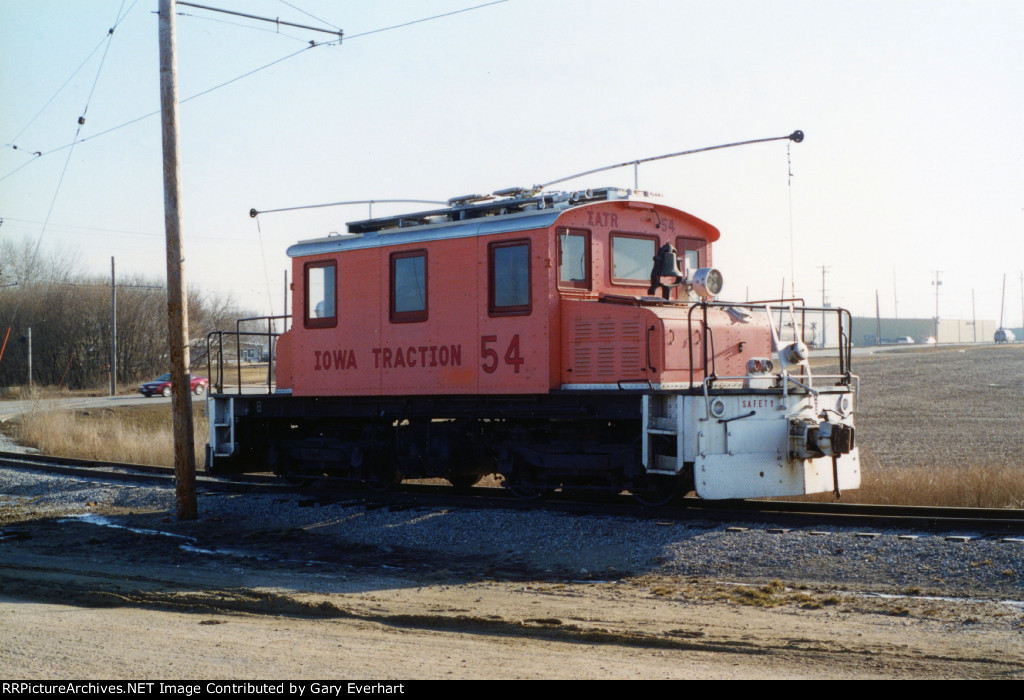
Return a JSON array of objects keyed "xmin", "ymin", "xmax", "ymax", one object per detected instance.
[{"xmin": 286, "ymin": 187, "xmax": 718, "ymax": 258}]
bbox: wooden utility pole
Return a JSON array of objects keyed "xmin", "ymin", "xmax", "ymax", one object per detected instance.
[
  {"xmin": 110, "ymin": 257, "xmax": 117, "ymax": 396},
  {"xmin": 159, "ymin": 0, "xmax": 197, "ymax": 520}
]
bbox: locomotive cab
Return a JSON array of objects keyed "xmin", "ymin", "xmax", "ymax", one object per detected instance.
[{"xmin": 206, "ymin": 187, "xmax": 859, "ymax": 502}]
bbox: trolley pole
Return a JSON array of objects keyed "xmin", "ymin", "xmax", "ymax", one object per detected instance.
[{"xmin": 159, "ymin": 0, "xmax": 197, "ymax": 520}]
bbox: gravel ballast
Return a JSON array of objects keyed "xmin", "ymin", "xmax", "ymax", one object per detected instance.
[{"xmin": 2, "ymin": 466, "xmax": 1022, "ymax": 601}]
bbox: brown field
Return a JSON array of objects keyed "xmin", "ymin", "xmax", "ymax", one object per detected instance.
[
  {"xmin": 817, "ymin": 343, "xmax": 1024, "ymax": 507},
  {"xmin": 4, "ymin": 344, "xmax": 1024, "ymax": 507}
]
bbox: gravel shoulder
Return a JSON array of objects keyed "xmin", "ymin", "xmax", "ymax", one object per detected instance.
[{"xmin": 2, "ymin": 469, "xmax": 1022, "ymax": 679}]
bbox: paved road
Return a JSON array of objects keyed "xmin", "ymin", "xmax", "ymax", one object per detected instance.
[
  {"xmin": 0, "ymin": 384, "xmax": 281, "ymax": 424},
  {"xmin": 0, "ymin": 392, "xmax": 175, "ymax": 423}
]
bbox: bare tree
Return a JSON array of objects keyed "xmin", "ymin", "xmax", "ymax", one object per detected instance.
[{"xmin": 0, "ymin": 240, "xmax": 255, "ymax": 391}]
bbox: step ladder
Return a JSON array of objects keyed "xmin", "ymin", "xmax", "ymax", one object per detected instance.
[{"xmin": 642, "ymin": 394, "xmax": 684, "ymax": 474}]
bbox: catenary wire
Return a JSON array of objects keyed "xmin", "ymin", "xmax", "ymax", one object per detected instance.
[
  {"xmin": 0, "ymin": 0, "xmax": 509, "ymax": 183},
  {"xmin": 174, "ymin": 10, "xmax": 315, "ymax": 44},
  {"xmin": 344, "ymin": 0, "xmax": 507, "ymax": 40},
  {"xmin": 3, "ymin": 0, "xmax": 138, "ymax": 151},
  {"xmin": 276, "ymin": 0, "xmax": 342, "ymax": 31},
  {"xmin": 1, "ymin": 1, "xmax": 130, "ymax": 338}
]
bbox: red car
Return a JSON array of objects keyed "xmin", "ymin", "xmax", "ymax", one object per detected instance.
[{"xmin": 139, "ymin": 373, "xmax": 208, "ymax": 397}]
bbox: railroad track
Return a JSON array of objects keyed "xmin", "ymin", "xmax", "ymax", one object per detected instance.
[{"xmin": 3, "ymin": 450, "xmax": 1023, "ymax": 534}]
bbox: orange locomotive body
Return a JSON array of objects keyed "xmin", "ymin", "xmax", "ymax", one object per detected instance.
[{"xmin": 208, "ymin": 188, "xmax": 860, "ymax": 502}]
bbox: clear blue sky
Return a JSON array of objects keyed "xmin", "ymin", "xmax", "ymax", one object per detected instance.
[{"xmin": 2, "ymin": 0, "xmax": 1022, "ymax": 326}]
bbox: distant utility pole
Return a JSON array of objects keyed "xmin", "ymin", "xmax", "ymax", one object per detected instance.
[
  {"xmin": 160, "ymin": 0, "xmax": 197, "ymax": 521},
  {"xmin": 819, "ymin": 265, "xmax": 830, "ymax": 347},
  {"xmin": 972, "ymin": 289, "xmax": 977, "ymax": 343},
  {"xmin": 931, "ymin": 271, "xmax": 943, "ymax": 345},
  {"xmin": 875, "ymin": 290, "xmax": 881, "ymax": 346},
  {"xmin": 893, "ymin": 266, "xmax": 898, "ymax": 319},
  {"xmin": 25, "ymin": 326, "xmax": 32, "ymax": 391}
]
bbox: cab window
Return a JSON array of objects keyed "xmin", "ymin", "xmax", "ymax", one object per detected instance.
[
  {"xmin": 390, "ymin": 250, "xmax": 427, "ymax": 323},
  {"xmin": 677, "ymin": 236, "xmax": 707, "ymax": 272},
  {"xmin": 611, "ymin": 234, "xmax": 657, "ymax": 283},
  {"xmin": 489, "ymin": 240, "xmax": 531, "ymax": 315},
  {"xmin": 305, "ymin": 261, "xmax": 336, "ymax": 328},
  {"xmin": 558, "ymin": 229, "xmax": 590, "ymax": 289}
]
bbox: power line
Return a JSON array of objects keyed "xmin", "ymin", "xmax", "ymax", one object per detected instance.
[
  {"xmin": 3, "ymin": 1, "xmax": 130, "ymax": 332},
  {"xmin": 3, "ymin": 0, "xmax": 139, "ymax": 154},
  {"xmin": 344, "ymin": 0, "xmax": 508, "ymax": 40},
  {"xmin": 276, "ymin": 0, "xmax": 342, "ymax": 31},
  {"xmin": 177, "ymin": 2, "xmax": 343, "ymax": 39},
  {"xmin": 1, "ymin": 0, "xmax": 509, "ymax": 183},
  {"xmin": 174, "ymin": 10, "xmax": 320, "ymax": 44},
  {"xmin": 0, "ymin": 40, "xmax": 328, "ymax": 184},
  {"xmin": 4, "ymin": 36, "xmax": 107, "ymax": 149},
  {"xmin": 0, "ymin": 216, "xmax": 267, "ymax": 244}
]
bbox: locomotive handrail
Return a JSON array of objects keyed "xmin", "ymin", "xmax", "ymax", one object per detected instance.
[
  {"xmin": 205, "ymin": 330, "xmax": 224, "ymax": 394},
  {"xmin": 206, "ymin": 315, "xmax": 290, "ymax": 395},
  {"xmin": 684, "ymin": 300, "xmax": 853, "ymax": 389},
  {"xmin": 784, "ymin": 374, "xmax": 818, "ymax": 396},
  {"xmin": 701, "ymin": 372, "xmax": 859, "ymax": 421},
  {"xmin": 645, "ymin": 324, "xmax": 657, "ymax": 372}
]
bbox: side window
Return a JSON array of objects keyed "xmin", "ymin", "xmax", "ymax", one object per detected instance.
[
  {"xmin": 489, "ymin": 240, "xmax": 531, "ymax": 316},
  {"xmin": 610, "ymin": 234, "xmax": 657, "ymax": 284},
  {"xmin": 677, "ymin": 236, "xmax": 707, "ymax": 272},
  {"xmin": 558, "ymin": 228, "xmax": 591, "ymax": 289},
  {"xmin": 390, "ymin": 250, "xmax": 427, "ymax": 323},
  {"xmin": 305, "ymin": 261, "xmax": 337, "ymax": 328}
]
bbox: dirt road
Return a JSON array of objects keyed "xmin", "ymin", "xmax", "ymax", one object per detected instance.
[{"xmin": 2, "ymin": 482, "xmax": 1021, "ymax": 679}]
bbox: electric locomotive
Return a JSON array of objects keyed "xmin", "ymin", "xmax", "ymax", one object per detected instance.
[{"xmin": 206, "ymin": 187, "xmax": 859, "ymax": 503}]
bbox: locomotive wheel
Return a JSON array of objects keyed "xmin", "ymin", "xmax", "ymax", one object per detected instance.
[
  {"xmin": 504, "ymin": 459, "xmax": 553, "ymax": 501},
  {"xmin": 270, "ymin": 447, "xmax": 309, "ymax": 487},
  {"xmin": 632, "ymin": 474, "xmax": 683, "ymax": 507},
  {"xmin": 364, "ymin": 462, "xmax": 402, "ymax": 492},
  {"xmin": 447, "ymin": 473, "xmax": 483, "ymax": 489},
  {"xmin": 506, "ymin": 482, "xmax": 553, "ymax": 500},
  {"xmin": 280, "ymin": 473, "xmax": 313, "ymax": 487}
]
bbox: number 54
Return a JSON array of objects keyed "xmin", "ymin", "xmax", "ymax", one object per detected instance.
[{"xmin": 480, "ymin": 334, "xmax": 525, "ymax": 374}]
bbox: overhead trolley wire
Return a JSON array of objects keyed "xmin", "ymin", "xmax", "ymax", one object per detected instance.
[
  {"xmin": 4, "ymin": 36, "xmax": 107, "ymax": 152},
  {"xmin": 0, "ymin": 0, "xmax": 509, "ymax": 183},
  {"xmin": 177, "ymin": 2, "xmax": 344, "ymax": 39},
  {"xmin": 2, "ymin": 0, "xmax": 138, "ymax": 155},
  {"xmin": 276, "ymin": 0, "xmax": 343, "ymax": 32},
  {"xmin": 0, "ymin": 0, "xmax": 132, "ymax": 364},
  {"xmin": 344, "ymin": 0, "xmax": 508, "ymax": 41},
  {"xmin": 173, "ymin": 10, "xmax": 321, "ymax": 44}
]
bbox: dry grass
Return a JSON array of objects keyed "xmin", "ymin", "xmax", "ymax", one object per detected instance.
[
  {"xmin": 7, "ymin": 404, "xmax": 207, "ymax": 468},
  {"xmin": 207, "ymin": 363, "xmax": 275, "ymax": 388},
  {"xmin": 840, "ymin": 461, "xmax": 1024, "ymax": 509}
]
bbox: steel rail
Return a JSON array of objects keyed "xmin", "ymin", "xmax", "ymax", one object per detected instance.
[
  {"xmin": 2, "ymin": 451, "xmax": 1022, "ymax": 533},
  {"xmin": 0, "ymin": 451, "xmax": 277, "ymax": 489}
]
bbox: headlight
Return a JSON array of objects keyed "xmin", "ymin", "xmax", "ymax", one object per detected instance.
[{"xmin": 690, "ymin": 267, "xmax": 723, "ymax": 298}]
